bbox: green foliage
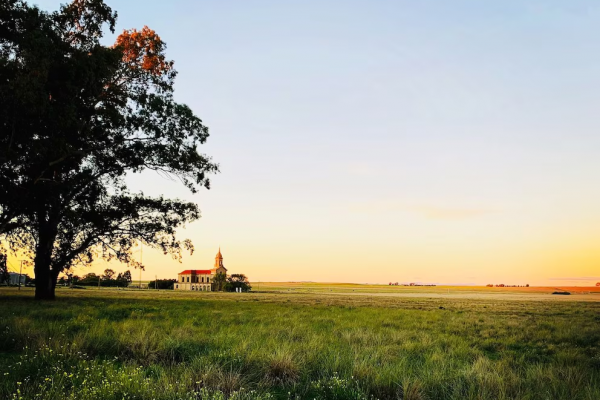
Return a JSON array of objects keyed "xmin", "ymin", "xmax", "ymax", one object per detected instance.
[
  {"xmin": 225, "ymin": 274, "xmax": 251, "ymax": 292},
  {"xmin": 1, "ymin": 289, "xmax": 599, "ymax": 399},
  {"xmin": 75, "ymin": 271, "xmax": 134, "ymax": 287},
  {"xmin": 310, "ymin": 374, "xmax": 372, "ymax": 400},
  {"xmin": 212, "ymin": 272, "xmax": 226, "ymax": 292},
  {"xmin": 0, "ymin": 0, "xmax": 218, "ymax": 299},
  {"xmin": 148, "ymin": 279, "xmax": 176, "ymax": 289},
  {"xmin": 78, "ymin": 273, "xmax": 99, "ymax": 286},
  {"xmin": 2, "ymin": 345, "xmax": 273, "ymax": 400},
  {"xmin": 115, "ymin": 271, "xmax": 132, "ymax": 287},
  {"xmin": 122, "ymin": 270, "xmax": 132, "ymax": 284},
  {"xmin": 102, "ymin": 269, "xmax": 116, "ymax": 281}
]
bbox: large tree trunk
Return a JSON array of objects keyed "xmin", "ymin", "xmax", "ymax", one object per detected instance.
[
  {"xmin": 34, "ymin": 218, "xmax": 59, "ymax": 300},
  {"xmin": 34, "ymin": 246, "xmax": 59, "ymax": 300},
  {"xmin": 34, "ymin": 263, "xmax": 56, "ymax": 300}
]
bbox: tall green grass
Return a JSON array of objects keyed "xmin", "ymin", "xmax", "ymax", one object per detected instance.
[{"xmin": 1, "ymin": 289, "xmax": 599, "ymax": 399}]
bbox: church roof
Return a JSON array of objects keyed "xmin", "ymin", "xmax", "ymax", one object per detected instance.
[
  {"xmin": 215, "ymin": 247, "xmax": 223, "ymax": 259},
  {"xmin": 179, "ymin": 270, "xmax": 212, "ymax": 275}
]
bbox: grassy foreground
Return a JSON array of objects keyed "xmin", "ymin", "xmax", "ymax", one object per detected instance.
[{"xmin": 1, "ymin": 288, "xmax": 599, "ymax": 400}]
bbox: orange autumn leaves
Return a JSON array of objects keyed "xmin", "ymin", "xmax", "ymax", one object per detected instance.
[{"xmin": 114, "ymin": 26, "xmax": 173, "ymax": 76}]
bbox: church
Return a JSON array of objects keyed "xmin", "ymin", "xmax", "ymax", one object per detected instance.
[{"xmin": 175, "ymin": 248, "xmax": 227, "ymax": 291}]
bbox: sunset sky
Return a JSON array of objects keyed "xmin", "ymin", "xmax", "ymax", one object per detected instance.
[{"xmin": 11, "ymin": 0, "xmax": 600, "ymax": 286}]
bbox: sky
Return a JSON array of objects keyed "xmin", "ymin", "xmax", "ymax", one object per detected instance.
[{"xmin": 10, "ymin": 0, "xmax": 600, "ymax": 286}]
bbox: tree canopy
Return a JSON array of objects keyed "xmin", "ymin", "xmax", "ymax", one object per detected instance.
[
  {"xmin": 225, "ymin": 274, "xmax": 252, "ymax": 293},
  {"xmin": 212, "ymin": 272, "xmax": 227, "ymax": 292},
  {"xmin": 0, "ymin": 0, "xmax": 218, "ymax": 299}
]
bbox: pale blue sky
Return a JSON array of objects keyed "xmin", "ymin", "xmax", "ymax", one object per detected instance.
[{"xmin": 27, "ymin": 0, "xmax": 600, "ymax": 285}]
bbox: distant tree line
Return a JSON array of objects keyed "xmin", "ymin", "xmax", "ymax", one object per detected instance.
[
  {"xmin": 224, "ymin": 274, "xmax": 251, "ymax": 292},
  {"xmin": 486, "ymin": 284, "xmax": 529, "ymax": 287},
  {"xmin": 148, "ymin": 279, "xmax": 176, "ymax": 290},
  {"xmin": 63, "ymin": 269, "xmax": 133, "ymax": 287},
  {"xmin": 141, "ymin": 274, "xmax": 252, "ymax": 291},
  {"xmin": 388, "ymin": 282, "xmax": 436, "ymax": 287}
]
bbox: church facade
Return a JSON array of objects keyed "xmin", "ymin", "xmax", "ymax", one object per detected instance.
[{"xmin": 175, "ymin": 248, "xmax": 227, "ymax": 291}]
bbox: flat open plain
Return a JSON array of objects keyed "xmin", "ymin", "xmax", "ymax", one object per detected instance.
[
  {"xmin": 257, "ymin": 282, "xmax": 600, "ymax": 302},
  {"xmin": 1, "ymin": 285, "xmax": 599, "ymax": 400}
]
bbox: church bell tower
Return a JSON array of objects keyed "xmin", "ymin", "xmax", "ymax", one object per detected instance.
[{"xmin": 214, "ymin": 247, "xmax": 224, "ymax": 268}]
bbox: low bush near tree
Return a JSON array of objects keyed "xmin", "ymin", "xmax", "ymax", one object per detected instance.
[{"xmin": 148, "ymin": 279, "xmax": 177, "ymax": 290}]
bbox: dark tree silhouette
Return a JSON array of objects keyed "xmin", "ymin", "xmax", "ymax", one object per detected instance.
[
  {"xmin": 102, "ymin": 269, "xmax": 116, "ymax": 281},
  {"xmin": 225, "ymin": 274, "xmax": 252, "ymax": 292},
  {"xmin": 212, "ymin": 272, "xmax": 227, "ymax": 292},
  {"xmin": 0, "ymin": 254, "xmax": 8, "ymax": 284},
  {"xmin": 148, "ymin": 279, "xmax": 176, "ymax": 289},
  {"xmin": 0, "ymin": 0, "xmax": 217, "ymax": 299},
  {"xmin": 122, "ymin": 270, "xmax": 132, "ymax": 284}
]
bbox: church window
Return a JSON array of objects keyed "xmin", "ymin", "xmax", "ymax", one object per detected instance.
[{"xmin": 187, "ymin": 277, "xmax": 190, "ymax": 282}]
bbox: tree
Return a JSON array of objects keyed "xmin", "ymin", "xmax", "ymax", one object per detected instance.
[
  {"xmin": 69, "ymin": 274, "xmax": 80, "ymax": 286},
  {"xmin": 148, "ymin": 279, "xmax": 176, "ymax": 289},
  {"xmin": 115, "ymin": 270, "xmax": 132, "ymax": 287},
  {"xmin": 79, "ymin": 273, "xmax": 99, "ymax": 286},
  {"xmin": 212, "ymin": 272, "xmax": 226, "ymax": 292},
  {"xmin": 115, "ymin": 270, "xmax": 130, "ymax": 287},
  {"xmin": 225, "ymin": 274, "xmax": 251, "ymax": 292},
  {"xmin": 102, "ymin": 269, "xmax": 115, "ymax": 281},
  {"xmin": 122, "ymin": 270, "xmax": 132, "ymax": 284},
  {"xmin": 0, "ymin": 253, "xmax": 8, "ymax": 285},
  {"xmin": 0, "ymin": 0, "xmax": 218, "ymax": 299}
]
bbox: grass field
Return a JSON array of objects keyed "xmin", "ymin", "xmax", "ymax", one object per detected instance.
[
  {"xmin": 1, "ymin": 286, "xmax": 599, "ymax": 400},
  {"xmin": 255, "ymin": 282, "xmax": 600, "ymax": 301}
]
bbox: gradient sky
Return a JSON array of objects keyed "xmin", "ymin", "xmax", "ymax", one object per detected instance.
[{"xmin": 11, "ymin": 0, "xmax": 600, "ymax": 285}]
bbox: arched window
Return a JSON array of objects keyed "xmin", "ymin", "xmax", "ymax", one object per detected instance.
[
  {"xmin": 187, "ymin": 277, "xmax": 190, "ymax": 282},
  {"xmin": 207, "ymin": 277, "xmax": 210, "ymax": 283},
  {"xmin": 181, "ymin": 276, "xmax": 184, "ymax": 282}
]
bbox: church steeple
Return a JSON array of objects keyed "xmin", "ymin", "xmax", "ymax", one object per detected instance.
[{"xmin": 214, "ymin": 247, "xmax": 224, "ymax": 268}]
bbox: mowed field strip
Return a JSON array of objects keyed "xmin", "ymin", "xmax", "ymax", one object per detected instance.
[{"xmin": 255, "ymin": 282, "xmax": 600, "ymax": 302}]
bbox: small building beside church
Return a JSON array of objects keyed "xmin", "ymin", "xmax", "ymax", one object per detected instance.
[{"xmin": 175, "ymin": 248, "xmax": 227, "ymax": 291}]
